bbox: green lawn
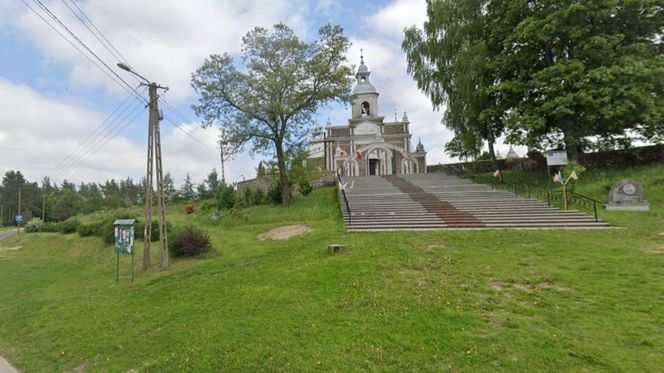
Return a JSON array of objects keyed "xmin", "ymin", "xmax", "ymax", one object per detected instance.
[{"xmin": 1, "ymin": 165, "xmax": 663, "ymax": 371}]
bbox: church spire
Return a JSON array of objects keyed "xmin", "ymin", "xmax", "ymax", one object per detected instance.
[{"xmin": 353, "ymin": 50, "xmax": 377, "ymax": 95}]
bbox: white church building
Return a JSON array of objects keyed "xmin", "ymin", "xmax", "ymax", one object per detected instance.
[{"xmin": 311, "ymin": 54, "xmax": 427, "ymax": 176}]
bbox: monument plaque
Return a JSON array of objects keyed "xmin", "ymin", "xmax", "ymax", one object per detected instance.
[{"xmin": 605, "ymin": 179, "xmax": 650, "ymax": 211}]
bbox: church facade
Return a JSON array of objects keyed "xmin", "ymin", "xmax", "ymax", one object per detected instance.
[{"xmin": 315, "ymin": 55, "xmax": 427, "ymax": 177}]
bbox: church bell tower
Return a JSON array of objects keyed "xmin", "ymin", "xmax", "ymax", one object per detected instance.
[{"xmin": 351, "ymin": 51, "xmax": 379, "ymax": 119}]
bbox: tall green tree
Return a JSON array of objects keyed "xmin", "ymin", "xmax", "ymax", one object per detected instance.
[
  {"xmin": 494, "ymin": 0, "xmax": 664, "ymax": 160},
  {"xmin": 191, "ymin": 23, "xmax": 353, "ymax": 205},
  {"xmin": 180, "ymin": 173, "xmax": 196, "ymax": 201},
  {"xmin": 403, "ymin": 0, "xmax": 503, "ymax": 160}
]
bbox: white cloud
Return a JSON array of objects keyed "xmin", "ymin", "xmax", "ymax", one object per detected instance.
[
  {"xmin": 7, "ymin": 0, "xmax": 313, "ymax": 102},
  {"xmin": 0, "ymin": 79, "xmax": 257, "ymax": 187},
  {"xmin": 368, "ymin": 0, "xmax": 428, "ymax": 40}
]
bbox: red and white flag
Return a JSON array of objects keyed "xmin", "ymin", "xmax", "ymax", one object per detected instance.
[{"xmin": 355, "ymin": 150, "xmax": 363, "ymax": 159}]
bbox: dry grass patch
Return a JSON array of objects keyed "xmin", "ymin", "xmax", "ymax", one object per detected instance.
[{"xmin": 257, "ymin": 224, "xmax": 313, "ymax": 240}]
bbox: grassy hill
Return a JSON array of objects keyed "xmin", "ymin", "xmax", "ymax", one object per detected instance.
[{"xmin": 0, "ymin": 165, "xmax": 663, "ymax": 371}]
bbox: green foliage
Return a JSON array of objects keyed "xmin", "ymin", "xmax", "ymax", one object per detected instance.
[
  {"xmin": 403, "ymin": 0, "xmax": 502, "ymax": 159},
  {"xmin": 191, "ymin": 23, "xmax": 353, "ymax": 205},
  {"xmin": 405, "ymin": 0, "xmax": 664, "ymax": 160},
  {"xmin": 229, "ymin": 207, "xmax": 249, "ymax": 221},
  {"xmin": 24, "ymin": 218, "xmax": 42, "ymax": 233},
  {"xmin": 199, "ymin": 199, "xmax": 217, "ymax": 211},
  {"xmin": 216, "ymin": 182, "xmax": 236, "ymax": 209},
  {"xmin": 267, "ymin": 181, "xmax": 283, "ymax": 205},
  {"xmin": 77, "ymin": 222, "xmax": 97, "ymax": 237},
  {"xmin": 40, "ymin": 222, "xmax": 61, "ymax": 233},
  {"xmin": 168, "ymin": 226, "xmax": 212, "ymax": 257},
  {"xmin": 59, "ymin": 219, "xmax": 80, "ymax": 234},
  {"xmin": 252, "ymin": 188, "xmax": 266, "ymax": 206}
]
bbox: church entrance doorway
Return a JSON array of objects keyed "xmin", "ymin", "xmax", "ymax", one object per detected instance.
[{"xmin": 369, "ymin": 159, "xmax": 379, "ymax": 175}]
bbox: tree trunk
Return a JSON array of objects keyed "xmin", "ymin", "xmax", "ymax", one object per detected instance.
[
  {"xmin": 562, "ymin": 124, "xmax": 582, "ymax": 162},
  {"xmin": 275, "ymin": 140, "xmax": 292, "ymax": 206}
]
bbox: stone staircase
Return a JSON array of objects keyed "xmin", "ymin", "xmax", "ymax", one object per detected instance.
[{"xmin": 337, "ymin": 173, "xmax": 610, "ymax": 231}]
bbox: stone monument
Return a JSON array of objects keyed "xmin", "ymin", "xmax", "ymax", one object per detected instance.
[{"xmin": 605, "ymin": 179, "xmax": 650, "ymax": 211}]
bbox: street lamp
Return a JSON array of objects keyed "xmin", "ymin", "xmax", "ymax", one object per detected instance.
[
  {"xmin": 117, "ymin": 62, "xmax": 150, "ymax": 84},
  {"xmin": 117, "ymin": 62, "xmax": 170, "ymax": 271}
]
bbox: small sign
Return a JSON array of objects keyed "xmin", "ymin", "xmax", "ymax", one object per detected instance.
[
  {"xmin": 113, "ymin": 219, "xmax": 136, "ymax": 283},
  {"xmin": 15, "ymin": 215, "xmax": 23, "ymax": 222},
  {"xmin": 545, "ymin": 150, "xmax": 568, "ymax": 166}
]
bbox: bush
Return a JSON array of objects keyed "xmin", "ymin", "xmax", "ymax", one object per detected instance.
[
  {"xmin": 229, "ymin": 207, "xmax": 248, "ymax": 221},
  {"xmin": 199, "ymin": 199, "xmax": 217, "ymax": 211},
  {"xmin": 77, "ymin": 222, "xmax": 97, "ymax": 237},
  {"xmin": 60, "ymin": 219, "xmax": 80, "ymax": 234},
  {"xmin": 25, "ymin": 218, "xmax": 42, "ymax": 233},
  {"xmin": 168, "ymin": 226, "xmax": 212, "ymax": 257},
  {"xmin": 299, "ymin": 181, "xmax": 313, "ymax": 196},
  {"xmin": 216, "ymin": 183, "xmax": 236, "ymax": 209},
  {"xmin": 41, "ymin": 222, "xmax": 61, "ymax": 232},
  {"xmin": 252, "ymin": 188, "xmax": 266, "ymax": 206},
  {"xmin": 267, "ymin": 181, "xmax": 283, "ymax": 205}
]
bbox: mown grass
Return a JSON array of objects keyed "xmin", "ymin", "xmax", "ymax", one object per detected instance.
[{"xmin": 0, "ymin": 165, "xmax": 663, "ymax": 371}]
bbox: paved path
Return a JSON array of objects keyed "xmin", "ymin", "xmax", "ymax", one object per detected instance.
[
  {"xmin": 0, "ymin": 356, "xmax": 18, "ymax": 373},
  {"xmin": 0, "ymin": 230, "xmax": 20, "ymax": 373},
  {"xmin": 0, "ymin": 229, "xmax": 17, "ymax": 242}
]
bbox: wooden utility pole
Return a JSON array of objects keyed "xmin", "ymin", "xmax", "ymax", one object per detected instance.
[
  {"xmin": 152, "ymin": 82, "xmax": 169, "ymax": 270},
  {"xmin": 143, "ymin": 84, "xmax": 155, "ymax": 270},
  {"xmin": 116, "ymin": 62, "xmax": 169, "ymax": 271},
  {"xmin": 42, "ymin": 196, "xmax": 46, "ymax": 221},
  {"xmin": 17, "ymin": 188, "xmax": 21, "ymax": 234},
  {"xmin": 144, "ymin": 82, "xmax": 169, "ymax": 270},
  {"xmin": 1, "ymin": 203, "xmax": 3, "ymax": 227}
]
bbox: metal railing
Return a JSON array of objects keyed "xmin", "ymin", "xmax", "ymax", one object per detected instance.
[
  {"xmin": 489, "ymin": 180, "xmax": 600, "ymax": 222},
  {"xmin": 336, "ymin": 170, "xmax": 352, "ymax": 224}
]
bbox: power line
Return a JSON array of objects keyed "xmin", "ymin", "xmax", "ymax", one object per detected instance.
[
  {"xmin": 19, "ymin": 0, "xmax": 131, "ymax": 95},
  {"xmin": 61, "ymin": 0, "xmax": 128, "ymax": 64},
  {"xmin": 161, "ymin": 98, "xmax": 219, "ymax": 150},
  {"xmin": 162, "ymin": 115, "xmax": 218, "ymax": 151},
  {"xmin": 30, "ymin": 0, "xmax": 146, "ymax": 104},
  {"xmin": 52, "ymin": 86, "xmax": 146, "ymax": 174},
  {"xmin": 53, "ymin": 100, "xmax": 146, "ymax": 179},
  {"xmin": 53, "ymin": 103, "xmax": 148, "ymax": 180}
]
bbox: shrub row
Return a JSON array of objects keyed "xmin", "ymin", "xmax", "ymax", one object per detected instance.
[{"xmin": 30, "ymin": 214, "xmax": 212, "ymax": 258}]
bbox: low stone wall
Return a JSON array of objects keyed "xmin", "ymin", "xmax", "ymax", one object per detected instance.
[
  {"xmin": 236, "ymin": 177, "xmax": 272, "ymax": 194},
  {"xmin": 311, "ymin": 171, "xmax": 336, "ymax": 188}
]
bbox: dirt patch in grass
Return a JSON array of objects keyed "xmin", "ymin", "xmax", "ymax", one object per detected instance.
[
  {"xmin": 491, "ymin": 281, "xmax": 570, "ymax": 293},
  {"xmin": 257, "ymin": 225, "xmax": 313, "ymax": 241},
  {"xmin": 640, "ymin": 246, "xmax": 664, "ymax": 254}
]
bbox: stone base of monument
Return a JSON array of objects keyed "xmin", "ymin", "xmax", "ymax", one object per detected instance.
[{"xmin": 605, "ymin": 203, "xmax": 650, "ymax": 211}]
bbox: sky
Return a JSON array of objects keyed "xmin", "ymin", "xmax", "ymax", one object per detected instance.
[{"xmin": 0, "ymin": 0, "xmax": 517, "ymax": 188}]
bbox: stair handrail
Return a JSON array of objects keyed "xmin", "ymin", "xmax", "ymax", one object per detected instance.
[
  {"xmin": 336, "ymin": 170, "xmax": 352, "ymax": 224},
  {"xmin": 550, "ymin": 190, "xmax": 601, "ymax": 222},
  {"xmin": 489, "ymin": 180, "xmax": 600, "ymax": 222}
]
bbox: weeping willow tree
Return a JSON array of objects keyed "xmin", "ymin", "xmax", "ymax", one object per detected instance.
[{"xmin": 403, "ymin": 0, "xmax": 503, "ymax": 160}]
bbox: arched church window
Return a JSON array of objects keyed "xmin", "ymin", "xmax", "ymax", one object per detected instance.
[
  {"xmin": 361, "ymin": 101, "xmax": 370, "ymax": 116},
  {"xmin": 360, "ymin": 77, "xmax": 366, "ymax": 83}
]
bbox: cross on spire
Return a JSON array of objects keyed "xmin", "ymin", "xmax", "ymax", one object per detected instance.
[{"xmin": 360, "ymin": 48, "xmax": 364, "ymax": 64}]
